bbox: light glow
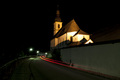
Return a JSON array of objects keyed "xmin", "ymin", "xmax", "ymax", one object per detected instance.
[
  {"xmin": 36, "ymin": 51, "xmax": 39, "ymax": 53},
  {"xmin": 29, "ymin": 48, "xmax": 33, "ymax": 51},
  {"xmin": 45, "ymin": 52, "xmax": 47, "ymax": 55},
  {"xmin": 29, "ymin": 58, "xmax": 35, "ymax": 60},
  {"xmin": 85, "ymin": 39, "xmax": 94, "ymax": 44}
]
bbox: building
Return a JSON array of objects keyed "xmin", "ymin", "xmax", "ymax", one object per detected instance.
[
  {"xmin": 50, "ymin": 9, "xmax": 93, "ymax": 50},
  {"xmin": 91, "ymin": 24, "xmax": 120, "ymax": 43}
]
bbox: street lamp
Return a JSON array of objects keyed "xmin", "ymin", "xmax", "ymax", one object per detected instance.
[
  {"xmin": 45, "ymin": 52, "xmax": 47, "ymax": 57},
  {"xmin": 36, "ymin": 50, "xmax": 40, "ymax": 56},
  {"xmin": 29, "ymin": 48, "xmax": 33, "ymax": 52},
  {"xmin": 45, "ymin": 52, "xmax": 47, "ymax": 55},
  {"xmin": 36, "ymin": 50, "xmax": 39, "ymax": 54}
]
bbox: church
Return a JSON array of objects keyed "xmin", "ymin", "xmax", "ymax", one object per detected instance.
[{"xmin": 50, "ymin": 9, "xmax": 93, "ymax": 50}]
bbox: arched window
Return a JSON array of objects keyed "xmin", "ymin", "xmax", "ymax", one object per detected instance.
[{"xmin": 58, "ymin": 24, "xmax": 60, "ymax": 28}]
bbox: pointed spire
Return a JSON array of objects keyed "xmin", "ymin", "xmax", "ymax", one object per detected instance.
[
  {"xmin": 57, "ymin": 5, "xmax": 59, "ymax": 10},
  {"xmin": 55, "ymin": 5, "xmax": 61, "ymax": 22},
  {"xmin": 56, "ymin": 5, "xmax": 60, "ymax": 16}
]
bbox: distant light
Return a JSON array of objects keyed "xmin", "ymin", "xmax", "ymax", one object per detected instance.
[
  {"xmin": 29, "ymin": 48, "xmax": 33, "ymax": 51},
  {"xmin": 45, "ymin": 52, "xmax": 47, "ymax": 55},
  {"xmin": 36, "ymin": 51, "xmax": 39, "ymax": 54},
  {"xmin": 29, "ymin": 58, "xmax": 34, "ymax": 60}
]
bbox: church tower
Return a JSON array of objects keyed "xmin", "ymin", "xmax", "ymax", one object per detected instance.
[{"xmin": 54, "ymin": 6, "xmax": 62, "ymax": 35}]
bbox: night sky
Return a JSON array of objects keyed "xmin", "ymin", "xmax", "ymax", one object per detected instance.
[{"xmin": 1, "ymin": 1, "xmax": 120, "ymax": 55}]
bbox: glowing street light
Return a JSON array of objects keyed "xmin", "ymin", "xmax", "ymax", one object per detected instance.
[
  {"xmin": 36, "ymin": 50, "xmax": 39, "ymax": 54},
  {"xmin": 45, "ymin": 52, "xmax": 47, "ymax": 55},
  {"xmin": 29, "ymin": 48, "xmax": 33, "ymax": 52},
  {"xmin": 45, "ymin": 52, "xmax": 48, "ymax": 57}
]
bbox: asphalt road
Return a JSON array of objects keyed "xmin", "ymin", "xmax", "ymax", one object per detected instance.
[{"xmin": 11, "ymin": 57, "xmax": 111, "ymax": 80}]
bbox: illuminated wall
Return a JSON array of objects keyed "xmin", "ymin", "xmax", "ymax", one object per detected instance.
[
  {"xmin": 50, "ymin": 38, "xmax": 58, "ymax": 49},
  {"xmin": 73, "ymin": 34, "xmax": 90, "ymax": 42},
  {"xmin": 54, "ymin": 22, "xmax": 62, "ymax": 35},
  {"xmin": 57, "ymin": 31, "xmax": 77, "ymax": 48},
  {"xmin": 51, "ymin": 31, "xmax": 92, "ymax": 49},
  {"xmin": 58, "ymin": 34, "xmax": 66, "ymax": 44},
  {"xmin": 66, "ymin": 31, "xmax": 77, "ymax": 41}
]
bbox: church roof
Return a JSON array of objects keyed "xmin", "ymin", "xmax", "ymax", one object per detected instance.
[
  {"xmin": 54, "ymin": 19, "xmax": 89, "ymax": 38},
  {"xmin": 73, "ymin": 29, "xmax": 89, "ymax": 37},
  {"xmin": 77, "ymin": 29, "xmax": 89, "ymax": 35},
  {"xmin": 63, "ymin": 19, "xmax": 80, "ymax": 32}
]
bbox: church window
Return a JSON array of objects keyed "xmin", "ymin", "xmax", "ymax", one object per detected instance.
[{"xmin": 58, "ymin": 24, "xmax": 60, "ymax": 28}]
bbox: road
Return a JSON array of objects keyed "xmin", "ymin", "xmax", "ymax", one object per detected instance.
[{"xmin": 11, "ymin": 57, "xmax": 111, "ymax": 80}]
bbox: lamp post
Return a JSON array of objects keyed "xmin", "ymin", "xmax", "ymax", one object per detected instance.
[
  {"xmin": 45, "ymin": 52, "xmax": 47, "ymax": 57},
  {"xmin": 29, "ymin": 48, "xmax": 33, "ymax": 52},
  {"xmin": 29, "ymin": 48, "xmax": 34, "ymax": 56},
  {"xmin": 36, "ymin": 50, "xmax": 40, "ymax": 56}
]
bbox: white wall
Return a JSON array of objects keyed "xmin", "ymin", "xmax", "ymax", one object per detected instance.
[
  {"xmin": 51, "ymin": 30, "xmax": 91, "ymax": 49},
  {"xmin": 67, "ymin": 31, "xmax": 77, "ymax": 41},
  {"xmin": 54, "ymin": 22, "xmax": 62, "ymax": 35},
  {"xmin": 58, "ymin": 34, "xmax": 67, "ymax": 44},
  {"xmin": 73, "ymin": 34, "xmax": 90, "ymax": 42},
  {"xmin": 61, "ymin": 42, "xmax": 120, "ymax": 77}
]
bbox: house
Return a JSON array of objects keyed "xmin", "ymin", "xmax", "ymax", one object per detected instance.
[
  {"xmin": 91, "ymin": 24, "xmax": 120, "ymax": 43},
  {"xmin": 50, "ymin": 9, "xmax": 93, "ymax": 50}
]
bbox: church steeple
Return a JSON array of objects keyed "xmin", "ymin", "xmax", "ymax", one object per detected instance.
[
  {"xmin": 55, "ymin": 5, "xmax": 61, "ymax": 22},
  {"xmin": 54, "ymin": 5, "xmax": 62, "ymax": 35}
]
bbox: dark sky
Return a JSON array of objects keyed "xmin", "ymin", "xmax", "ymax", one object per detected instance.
[{"xmin": 1, "ymin": 1, "xmax": 120, "ymax": 54}]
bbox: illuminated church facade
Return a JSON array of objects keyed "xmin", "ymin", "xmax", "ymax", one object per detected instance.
[{"xmin": 50, "ymin": 9, "xmax": 93, "ymax": 50}]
